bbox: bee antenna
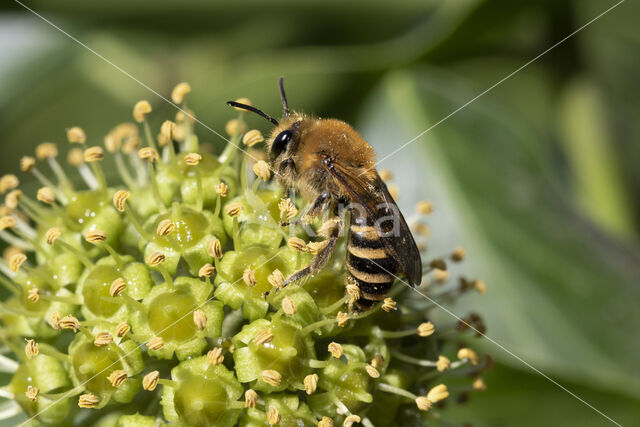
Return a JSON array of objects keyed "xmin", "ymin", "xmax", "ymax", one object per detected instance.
[
  {"xmin": 226, "ymin": 101, "xmax": 279, "ymax": 126},
  {"xmin": 278, "ymin": 76, "xmax": 290, "ymax": 118}
]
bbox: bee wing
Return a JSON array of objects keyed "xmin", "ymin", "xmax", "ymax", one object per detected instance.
[
  {"xmin": 324, "ymin": 161, "xmax": 422, "ymax": 286},
  {"xmin": 373, "ymin": 173, "xmax": 422, "ymax": 286}
]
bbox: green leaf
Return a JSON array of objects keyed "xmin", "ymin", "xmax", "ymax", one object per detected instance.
[
  {"xmin": 557, "ymin": 78, "xmax": 634, "ymax": 235},
  {"xmin": 446, "ymin": 362, "xmax": 640, "ymax": 426},
  {"xmin": 357, "ymin": 69, "xmax": 640, "ymax": 399}
]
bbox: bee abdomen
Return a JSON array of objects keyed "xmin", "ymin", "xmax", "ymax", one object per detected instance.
[{"xmin": 347, "ymin": 222, "xmax": 398, "ymax": 310}]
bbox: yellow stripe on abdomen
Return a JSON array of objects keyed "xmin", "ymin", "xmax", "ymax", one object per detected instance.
[
  {"xmin": 350, "ymin": 225, "xmax": 380, "ymax": 240},
  {"xmin": 346, "ymin": 263, "xmax": 394, "ymax": 283},
  {"xmin": 347, "ymin": 245, "xmax": 388, "ymax": 259}
]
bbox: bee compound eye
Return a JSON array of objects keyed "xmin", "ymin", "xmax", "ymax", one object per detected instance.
[{"xmin": 271, "ymin": 130, "xmax": 292, "ymax": 158}]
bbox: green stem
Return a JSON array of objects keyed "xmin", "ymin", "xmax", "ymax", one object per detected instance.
[
  {"xmin": 56, "ymin": 240, "xmax": 93, "ymax": 269},
  {"xmin": 78, "ymin": 326, "xmax": 94, "ymax": 340},
  {"xmin": 416, "ymin": 369, "xmax": 441, "ymax": 384},
  {"xmin": 0, "ymin": 338, "xmax": 24, "ymax": 359},
  {"xmin": 351, "ymin": 305, "xmax": 382, "ymax": 321},
  {"xmin": 102, "ymin": 243, "xmax": 124, "ymax": 270},
  {"xmin": 41, "ymin": 294, "xmax": 82, "ymax": 305},
  {"xmin": 166, "ymin": 137, "xmax": 177, "ymax": 165},
  {"xmin": 214, "ymin": 194, "xmax": 222, "ymax": 218},
  {"xmin": 157, "ymin": 266, "xmax": 173, "ymax": 287},
  {"xmin": 0, "ymin": 274, "xmax": 21, "ymax": 296},
  {"xmin": 114, "ymin": 152, "xmax": 137, "ymax": 189},
  {"xmin": 228, "ymin": 401, "xmax": 246, "ymax": 410},
  {"xmin": 148, "ymin": 165, "xmax": 166, "ymax": 213},
  {"xmin": 108, "ymin": 342, "xmax": 129, "ymax": 360},
  {"xmin": 215, "ymin": 113, "xmax": 244, "ymax": 173},
  {"xmin": 328, "ymin": 392, "xmax": 353, "ymax": 416},
  {"xmin": 39, "ymin": 343, "xmax": 71, "ymax": 363},
  {"xmin": 0, "ymin": 230, "xmax": 32, "ymax": 250},
  {"xmin": 379, "ymin": 329, "xmax": 418, "ymax": 339},
  {"xmin": 390, "ymin": 350, "xmax": 437, "ymax": 367},
  {"xmin": 18, "ymin": 197, "xmax": 51, "ymax": 226},
  {"xmin": 172, "ymin": 201, "xmax": 183, "ymax": 219},
  {"xmin": 195, "ymin": 168, "xmax": 203, "ymax": 211},
  {"xmin": 217, "ymin": 136, "xmax": 240, "ymax": 169},
  {"xmin": 377, "ymin": 382, "xmax": 417, "ymax": 400},
  {"xmin": 251, "ymin": 177, "xmax": 261, "ymax": 194},
  {"xmin": 307, "ymin": 359, "xmax": 329, "ymax": 369},
  {"xmin": 50, "ymin": 205, "xmax": 77, "ymax": 230},
  {"xmin": 320, "ymin": 296, "xmax": 348, "ymax": 315},
  {"xmin": 240, "ymin": 154, "xmax": 249, "ymax": 193},
  {"xmin": 158, "ymin": 379, "xmax": 179, "ymax": 388},
  {"xmin": 21, "ymin": 266, "xmax": 57, "ymax": 289},
  {"xmin": 300, "ymin": 318, "xmax": 337, "ymax": 336},
  {"xmin": 125, "ymin": 207, "xmax": 154, "ymax": 242},
  {"xmin": 232, "ymin": 217, "xmax": 240, "ymax": 251},
  {"xmin": 89, "ymin": 163, "xmax": 108, "ymax": 194},
  {"xmin": 47, "ymin": 157, "xmax": 74, "ymax": 193},
  {"xmin": 0, "ymin": 389, "xmax": 14, "ymax": 400},
  {"xmin": 143, "ymin": 120, "xmax": 158, "ymax": 151},
  {"xmin": 32, "ymin": 167, "xmax": 68, "ymax": 204},
  {"xmin": 16, "ymin": 204, "xmax": 47, "ymax": 230},
  {"xmin": 116, "ymin": 293, "xmax": 146, "ymax": 313},
  {"xmin": 41, "ymin": 388, "xmax": 83, "ymax": 400},
  {"xmin": 10, "ymin": 226, "xmax": 39, "ymax": 250},
  {"xmin": 361, "ymin": 418, "xmax": 375, "ymax": 427},
  {"xmin": 0, "ymin": 304, "xmax": 41, "ymax": 318}
]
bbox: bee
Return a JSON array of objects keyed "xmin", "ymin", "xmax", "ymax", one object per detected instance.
[{"xmin": 228, "ymin": 78, "xmax": 421, "ymax": 310}]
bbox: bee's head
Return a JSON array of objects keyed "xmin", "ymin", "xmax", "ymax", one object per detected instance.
[
  {"xmin": 226, "ymin": 77, "xmax": 301, "ymax": 178},
  {"xmin": 266, "ymin": 116, "xmax": 304, "ymax": 175}
]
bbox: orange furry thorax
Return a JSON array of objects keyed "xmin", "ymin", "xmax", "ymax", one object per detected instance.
[{"xmin": 267, "ymin": 113, "xmax": 378, "ymax": 202}]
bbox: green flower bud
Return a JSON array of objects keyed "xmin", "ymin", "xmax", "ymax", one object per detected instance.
[
  {"xmin": 222, "ymin": 189, "xmax": 284, "ymax": 250},
  {"xmin": 241, "ymin": 394, "xmax": 316, "ymax": 426},
  {"xmin": 304, "ymin": 269, "xmax": 347, "ymax": 312},
  {"xmin": 162, "ymin": 355, "xmax": 244, "ymax": 426},
  {"xmin": 127, "ymin": 189, "xmax": 160, "ymax": 221},
  {"xmin": 131, "ymin": 277, "xmax": 223, "ymax": 360},
  {"xmin": 118, "ymin": 413, "xmax": 166, "ymax": 427},
  {"xmin": 269, "ymin": 286, "xmax": 320, "ymax": 328},
  {"xmin": 68, "ymin": 333, "xmax": 143, "ymax": 405},
  {"xmin": 65, "ymin": 190, "xmax": 125, "ymax": 248},
  {"xmin": 49, "ymin": 252, "xmax": 84, "ymax": 288},
  {"xmin": 9, "ymin": 355, "xmax": 72, "ymax": 425},
  {"xmin": 215, "ymin": 245, "xmax": 309, "ymax": 321},
  {"xmin": 308, "ymin": 345, "xmax": 373, "ymax": 416},
  {"xmin": 77, "ymin": 256, "xmax": 153, "ymax": 322},
  {"xmin": 153, "ymin": 165, "xmax": 182, "ymax": 206},
  {"xmin": 142, "ymin": 205, "xmax": 226, "ymax": 276},
  {"xmin": 2, "ymin": 273, "xmax": 76, "ymax": 338},
  {"xmin": 365, "ymin": 370, "xmax": 407, "ymax": 426},
  {"xmin": 233, "ymin": 316, "xmax": 315, "ymax": 392},
  {"xmin": 178, "ymin": 152, "xmax": 238, "ymax": 208}
]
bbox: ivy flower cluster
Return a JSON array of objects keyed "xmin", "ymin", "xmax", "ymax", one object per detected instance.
[{"xmin": 0, "ymin": 83, "xmax": 490, "ymax": 426}]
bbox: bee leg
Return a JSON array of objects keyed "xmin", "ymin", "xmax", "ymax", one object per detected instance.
[
  {"xmin": 283, "ymin": 236, "xmax": 339, "ymax": 287},
  {"xmin": 282, "ymin": 216, "xmax": 343, "ymax": 287},
  {"xmin": 280, "ymin": 191, "xmax": 331, "ymax": 226},
  {"xmin": 283, "ymin": 266, "xmax": 313, "ymax": 287}
]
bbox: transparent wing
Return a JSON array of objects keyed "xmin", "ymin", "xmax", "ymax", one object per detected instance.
[{"xmin": 324, "ymin": 161, "xmax": 422, "ymax": 285}]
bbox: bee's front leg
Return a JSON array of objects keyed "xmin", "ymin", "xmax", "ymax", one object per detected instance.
[{"xmin": 282, "ymin": 216, "xmax": 343, "ymax": 287}]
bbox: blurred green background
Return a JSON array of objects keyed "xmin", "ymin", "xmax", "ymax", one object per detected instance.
[{"xmin": 1, "ymin": 0, "xmax": 639, "ymax": 425}]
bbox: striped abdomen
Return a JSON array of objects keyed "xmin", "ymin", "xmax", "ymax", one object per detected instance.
[{"xmin": 346, "ymin": 214, "xmax": 398, "ymax": 310}]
